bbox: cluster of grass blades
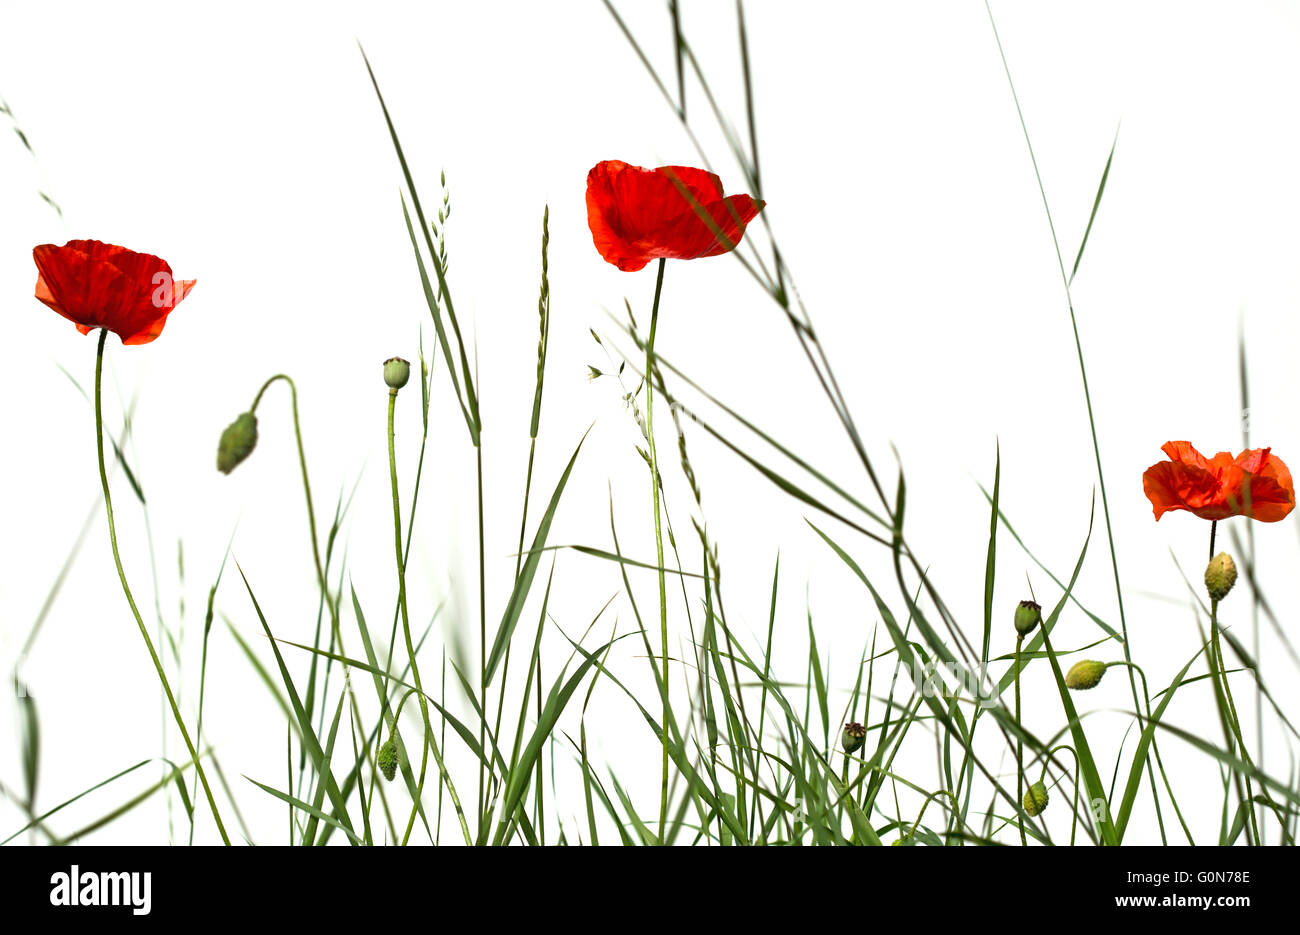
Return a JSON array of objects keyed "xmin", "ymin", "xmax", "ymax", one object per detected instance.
[{"xmin": 5, "ymin": 2, "xmax": 1299, "ymax": 847}]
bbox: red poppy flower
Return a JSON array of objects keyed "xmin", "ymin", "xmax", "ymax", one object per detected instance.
[
  {"xmin": 1142, "ymin": 441, "xmax": 1295, "ymax": 522},
  {"xmin": 32, "ymin": 239, "xmax": 195, "ymax": 345},
  {"xmin": 586, "ymin": 160, "xmax": 765, "ymax": 272}
]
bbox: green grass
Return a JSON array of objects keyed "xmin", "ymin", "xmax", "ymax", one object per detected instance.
[{"xmin": 4, "ymin": 3, "xmax": 1299, "ymax": 847}]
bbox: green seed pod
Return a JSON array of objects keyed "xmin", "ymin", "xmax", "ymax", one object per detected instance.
[
  {"xmin": 216, "ymin": 412, "xmax": 258, "ymax": 475},
  {"xmin": 384, "ymin": 356, "xmax": 411, "ymax": 391},
  {"xmin": 1024, "ymin": 781, "xmax": 1049, "ymax": 817},
  {"xmin": 842, "ymin": 722, "xmax": 866, "ymax": 755},
  {"xmin": 377, "ymin": 738, "xmax": 399, "ymax": 782},
  {"xmin": 1013, "ymin": 600, "xmax": 1042, "ymax": 636},
  {"xmin": 1066, "ymin": 659, "xmax": 1108, "ymax": 691},
  {"xmin": 1205, "ymin": 552, "xmax": 1237, "ymax": 603}
]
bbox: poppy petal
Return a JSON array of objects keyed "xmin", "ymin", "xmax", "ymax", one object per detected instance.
[
  {"xmin": 586, "ymin": 160, "xmax": 764, "ymax": 271},
  {"xmin": 1160, "ymin": 441, "xmax": 1211, "ymax": 470},
  {"xmin": 586, "ymin": 163, "xmax": 652, "ymax": 271},
  {"xmin": 120, "ymin": 280, "xmax": 194, "ymax": 345},
  {"xmin": 1143, "ymin": 460, "xmax": 1223, "ymax": 520},
  {"xmin": 1231, "ymin": 450, "xmax": 1296, "ymax": 522},
  {"xmin": 32, "ymin": 240, "xmax": 194, "ymax": 344},
  {"xmin": 34, "ymin": 272, "xmax": 66, "ymax": 317},
  {"xmin": 1145, "ymin": 441, "xmax": 1296, "ymax": 523}
]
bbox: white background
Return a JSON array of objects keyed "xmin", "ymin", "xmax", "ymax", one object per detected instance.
[{"xmin": 1, "ymin": 0, "xmax": 1298, "ymax": 845}]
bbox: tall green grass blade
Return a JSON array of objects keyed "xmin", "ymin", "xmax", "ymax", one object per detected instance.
[
  {"xmin": 492, "ymin": 636, "xmax": 618, "ymax": 845},
  {"xmin": 485, "ymin": 429, "xmax": 589, "ymax": 686},
  {"xmin": 1068, "ymin": 125, "xmax": 1120, "ymax": 286},
  {"xmin": 1, "ymin": 758, "xmax": 153, "ymax": 845},
  {"xmin": 360, "ymin": 44, "xmax": 480, "ymax": 438},
  {"xmin": 238, "ymin": 565, "xmax": 356, "ymax": 842},
  {"xmin": 245, "ymin": 777, "xmax": 363, "ymax": 845}
]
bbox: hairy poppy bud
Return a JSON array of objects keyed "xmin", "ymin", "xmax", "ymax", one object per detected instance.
[
  {"xmin": 842, "ymin": 722, "xmax": 866, "ymax": 755},
  {"xmin": 1013, "ymin": 600, "xmax": 1041, "ymax": 636},
  {"xmin": 384, "ymin": 357, "xmax": 411, "ymax": 391},
  {"xmin": 377, "ymin": 737, "xmax": 399, "ymax": 782},
  {"xmin": 1066, "ymin": 659, "xmax": 1108, "ymax": 691},
  {"xmin": 216, "ymin": 412, "xmax": 258, "ymax": 475},
  {"xmin": 1024, "ymin": 781, "xmax": 1049, "ymax": 817},
  {"xmin": 1205, "ymin": 552, "xmax": 1237, "ymax": 603}
]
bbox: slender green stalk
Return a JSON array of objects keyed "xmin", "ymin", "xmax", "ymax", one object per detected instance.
[
  {"xmin": 1237, "ymin": 332, "xmax": 1265, "ymax": 834},
  {"xmin": 249, "ymin": 373, "xmax": 373, "ymax": 838},
  {"xmin": 1014, "ymin": 633, "xmax": 1025, "ymax": 846},
  {"xmin": 1207, "ymin": 521, "xmax": 1261, "ymax": 845},
  {"xmin": 93, "ymin": 329, "xmax": 229, "ymax": 845},
  {"xmin": 477, "ymin": 443, "xmax": 488, "ymax": 824},
  {"xmin": 644, "ymin": 258, "xmax": 670, "ymax": 841},
  {"xmin": 249, "ymin": 375, "xmax": 338, "ymax": 638},
  {"xmin": 984, "ymin": 1, "xmax": 1165, "ymax": 839},
  {"xmin": 388, "ymin": 387, "xmax": 432, "ymax": 843},
  {"xmin": 187, "ymin": 617, "xmax": 211, "ymax": 847}
]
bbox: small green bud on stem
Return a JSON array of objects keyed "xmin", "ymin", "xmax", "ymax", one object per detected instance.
[
  {"xmin": 842, "ymin": 722, "xmax": 866, "ymax": 755},
  {"xmin": 384, "ymin": 357, "xmax": 411, "ymax": 391},
  {"xmin": 1205, "ymin": 552, "xmax": 1237, "ymax": 603},
  {"xmin": 1013, "ymin": 600, "xmax": 1041, "ymax": 636},
  {"xmin": 377, "ymin": 737, "xmax": 400, "ymax": 782},
  {"xmin": 1023, "ymin": 781, "xmax": 1049, "ymax": 817},
  {"xmin": 1065, "ymin": 659, "xmax": 1108, "ymax": 691},
  {"xmin": 216, "ymin": 412, "xmax": 258, "ymax": 475}
]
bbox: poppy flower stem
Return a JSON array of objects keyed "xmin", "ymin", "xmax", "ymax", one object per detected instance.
[
  {"xmin": 249, "ymin": 378, "xmax": 325, "ymax": 588},
  {"xmin": 644, "ymin": 257, "xmax": 671, "ymax": 841},
  {"xmin": 1014, "ymin": 633, "xmax": 1026, "ymax": 846},
  {"xmin": 245, "ymin": 375, "xmax": 376, "ymax": 831},
  {"xmin": 387, "ymin": 385, "xmax": 468, "ymax": 846},
  {"xmin": 245, "ymin": 377, "xmax": 355, "ymax": 690},
  {"xmin": 1206, "ymin": 521, "xmax": 1263, "ymax": 845},
  {"xmin": 92, "ymin": 328, "xmax": 230, "ymax": 845}
]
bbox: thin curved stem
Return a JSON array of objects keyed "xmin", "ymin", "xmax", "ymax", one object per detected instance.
[
  {"xmin": 1041, "ymin": 744, "xmax": 1081, "ymax": 845},
  {"xmin": 250, "ymin": 375, "xmax": 327, "ymax": 600},
  {"xmin": 250, "ymin": 373, "xmax": 368, "ymax": 840},
  {"xmin": 94, "ymin": 328, "xmax": 229, "ymax": 844}
]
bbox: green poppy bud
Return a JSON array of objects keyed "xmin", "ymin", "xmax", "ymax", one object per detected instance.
[
  {"xmin": 377, "ymin": 737, "xmax": 399, "ymax": 782},
  {"xmin": 216, "ymin": 412, "xmax": 258, "ymax": 475},
  {"xmin": 1024, "ymin": 781, "xmax": 1049, "ymax": 817},
  {"xmin": 842, "ymin": 722, "xmax": 866, "ymax": 755},
  {"xmin": 1013, "ymin": 600, "xmax": 1042, "ymax": 636},
  {"xmin": 1065, "ymin": 659, "xmax": 1108, "ymax": 691},
  {"xmin": 384, "ymin": 357, "xmax": 411, "ymax": 391},
  {"xmin": 1205, "ymin": 552, "xmax": 1237, "ymax": 603}
]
